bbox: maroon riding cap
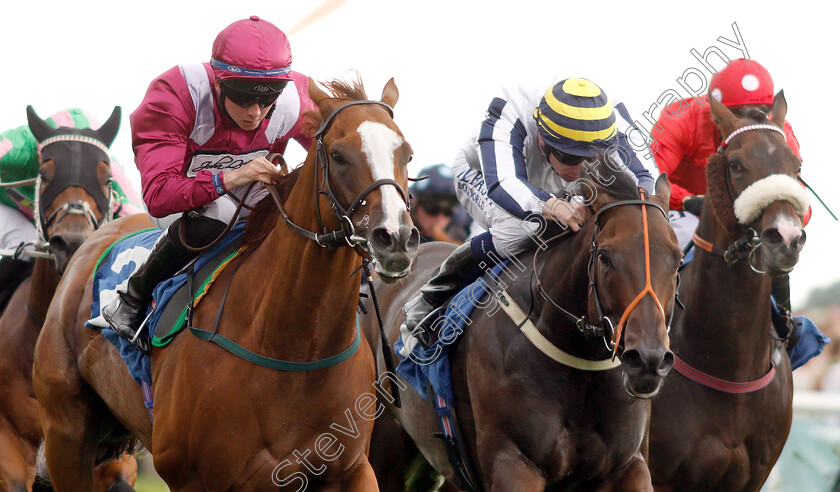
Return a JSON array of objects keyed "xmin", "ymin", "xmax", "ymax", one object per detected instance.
[{"xmin": 211, "ymin": 16, "xmax": 294, "ymax": 82}]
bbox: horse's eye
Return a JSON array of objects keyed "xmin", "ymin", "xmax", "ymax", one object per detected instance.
[
  {"xmin": 598, "ymin": 250, "xmax": 611, "ymax": 267},
  {"xmin": 407, "ymin": 154, "xmax": 413, "ymax": 164},
  {"xmin": 330, "ymin": 151, "xmax": 346, "ymax": 165},
  {"xmin": 728, "ymin": 160, "xmax": 743, "ymax": 173}
]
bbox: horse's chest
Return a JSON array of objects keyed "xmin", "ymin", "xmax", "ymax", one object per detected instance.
[{"xmin": 534, "ymin": 408, "xmax": 646, "ymax": 485}]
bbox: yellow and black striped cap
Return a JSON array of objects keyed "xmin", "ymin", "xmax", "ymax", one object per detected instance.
[{"xmin": 533, "ymin": 78, "xmax": 617, "ymax": 157}]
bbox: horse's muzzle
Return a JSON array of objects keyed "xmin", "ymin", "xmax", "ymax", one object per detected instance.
[
  {"xmin": 369, "ymin": 223, "xmax": 420, "ymax": 282},
  {"xmin": 759, "ymin": 222, "xmax": 805, "ymax": 275},
  {"xmin": 620, "ymin": 347, "xmax": 674, "ymax": 398}
]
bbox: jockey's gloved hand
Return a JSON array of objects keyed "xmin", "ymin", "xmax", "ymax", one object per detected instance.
[{"xmin": 682, "ymin": 195, "xmax": 704, "ymax": 216}]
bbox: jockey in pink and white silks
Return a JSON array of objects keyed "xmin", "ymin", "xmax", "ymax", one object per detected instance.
[{"xmin": 102, "ymin": 16, "xmax": 317, "ymax": 353}]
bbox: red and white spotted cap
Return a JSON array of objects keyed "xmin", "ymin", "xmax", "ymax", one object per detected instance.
[{"xmin": 710, "ymin": 59, "xmax": 775, "ymax": 108}]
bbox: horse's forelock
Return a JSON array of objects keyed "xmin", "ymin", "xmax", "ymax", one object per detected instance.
[{"xmin": 741, "ymin": 107, "xmax": 770, "ymax": 123}]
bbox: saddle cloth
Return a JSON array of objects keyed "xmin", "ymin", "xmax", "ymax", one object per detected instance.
[
  {"xmin": 395, "ymin": 261, "xmax": 509, "ymax": 402},
  {"xmin": 85, "ymin": 222, "xmax": 247, "ymax": 385}
]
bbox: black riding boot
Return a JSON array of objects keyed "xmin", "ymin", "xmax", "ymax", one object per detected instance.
[
  {"xmin": 102, "ymin": 230, "xmax": 193, "ymax": 353},
  {"xmin": 0, "ymin": 256, "xmax": 34, "ymax": 313},
  {"xmin": 403, "ymin": 241, "xmax": 479, "ymax": 348}
]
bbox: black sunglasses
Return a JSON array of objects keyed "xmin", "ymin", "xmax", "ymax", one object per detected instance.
[
  {"xmin": 225, "ymin": 91, "xmax": 280, "ymax": 109},
  {"xmin": 545, "ymin": 145, "xmax": 588, "ymax": 167}
]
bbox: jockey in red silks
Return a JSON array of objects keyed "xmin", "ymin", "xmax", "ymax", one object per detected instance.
[
  {"xmin": 650, "ymin": 58, "xmax": 809, "ymax": 314},
  {"xmin": 103, "ymin": 16, "xmax": 317, "ymax": 353}
]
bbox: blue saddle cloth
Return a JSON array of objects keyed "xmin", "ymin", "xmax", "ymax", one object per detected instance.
[
  {"xmin": 86, "ymin": 223, "xmax": 247, "ymax": 385},
  {"xmin": 395, "ymin": 262, "xmax": 508, "ymax": 402}
]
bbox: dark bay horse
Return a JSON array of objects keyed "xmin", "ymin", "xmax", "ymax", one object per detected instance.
[
  {"xmin": 364, "ymin": 167, "xmax": 683, "ymax": 491},
  {"xmin": 33, "ymin": 77, "xmax": 418, "ymax": 490},
  {"xmin": 0, "ymin": 106, "xmax": 138, "ymax": 491},
  {"xmin": 648, "ymin": 91, "xmax": 809, "ymax": 491}
]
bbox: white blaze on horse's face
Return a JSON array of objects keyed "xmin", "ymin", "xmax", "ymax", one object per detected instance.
[{"xmin": 357, "ymin": 120, "xmax": 406, "ymax": 231}]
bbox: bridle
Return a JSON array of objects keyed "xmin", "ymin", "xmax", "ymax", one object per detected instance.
[
  {"xmin": 7, "ymin": 135, "xmax": 115, "ymax": 259},
  {"xmin": 693, "ymin": 123, "xmax": 788, "ymax": 273},
  {"xmin": 35, "ymin": 134, "xmax": 114, "ymax": 243},
  {"xmin": 268, "ymin": 100, "xmax": 410, "ymax": 249},
  {"xmin": 533, "ymin": 192, "xmax": 672, "ymax": 359}
]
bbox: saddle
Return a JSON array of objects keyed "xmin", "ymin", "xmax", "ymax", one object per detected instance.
[{"xmin": 86, "ymin": 224, "xmax": 247, "ymax": 386}]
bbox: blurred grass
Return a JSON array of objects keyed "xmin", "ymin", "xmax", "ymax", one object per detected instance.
[{"xmin": 133, "ymin": 452, "xmax": 169, "ymax": 492}]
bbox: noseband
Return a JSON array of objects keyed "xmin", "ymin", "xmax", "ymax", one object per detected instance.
[
  {"xmin": 694, "ymin": 123, "xmax": 791, "ymax": 272},
  {"xmin": 534, "ymin": 192, "xmax": 670, "ymax": 358},
  {"xmin": 268, "ymin": 100, "xmax": 410, "ymax": 249}
]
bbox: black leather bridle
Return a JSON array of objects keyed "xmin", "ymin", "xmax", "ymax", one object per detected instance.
[{"xmin": 269, "ymin": 100, "xmax": 410, "ymax": 249}]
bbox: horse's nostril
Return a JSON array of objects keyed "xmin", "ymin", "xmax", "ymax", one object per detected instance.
[
  {"xmin": 406, "ymin": 227, "xmax": 420, "ymax": 251},
  {"xmin": 49, "ymin": 235, "xmax": 69, "ymax": 254},
  {"xmin": 659, "ymin": 351, "xmax": 675, "ymax": 375},
  {"xmin": 761, "ymin": 228, "xmax": 784, "ymax": 246},
  {"xmin": 370, "ymin": 227, "xmax": 395, "ymax": 251},
  {"xmin": 621, "ymin": 349, "xmax": 644, "ymax": 375},
  {"xmin": 792, "ymin": 230, "xmax": 806, "ymax": 251}
]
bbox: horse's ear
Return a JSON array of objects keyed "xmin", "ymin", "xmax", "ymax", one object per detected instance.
[
  {"xmin": 708, "ymin": 90, "xmax": 737, "ymax": 137},
  {"xmin": 770, "ymin": 90, "xmax": 787, "ymax": 128},
  {"xmin": 308, "ymin": 77, "xmax": 331, "ymax": 107},
  {"xmin": 380, "ymin": 77, "xmax": 399, "ymax": 109},
  {"xmin": 97, "ymin": 106, "xmax": 121, "ymax": 148},
  {"xmin": 26, "ymin": 105, "xmax": 58, "ymax": 143},
  {"xmin": 651, "ymin": 173, "xmax": 671, "ymax": 210}
]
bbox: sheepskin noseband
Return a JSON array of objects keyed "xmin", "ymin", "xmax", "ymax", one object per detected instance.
[{"xmin": 733, "ymin": 174, "xmax": 810, "ymax": 225}]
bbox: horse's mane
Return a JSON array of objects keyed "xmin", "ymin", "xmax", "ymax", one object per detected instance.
[
  {"xmin": 320, "ymin": 75, "xmax": 368, "ymax": 101},
  {"xmin": 590, "ymin": 150, "xmax": 641, "ymax": 202},
  {"xmin": 240, "ymin": 76, "xmax": 373, "ymax": 249},
  {"xmin": 241, "ymin": 167, "xmax": 303, "ymax": 248}
]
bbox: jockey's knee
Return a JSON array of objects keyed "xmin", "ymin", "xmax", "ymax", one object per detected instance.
[{"xmin": 169, "ymin": 216, "xmax": 227, "ymax": 250}]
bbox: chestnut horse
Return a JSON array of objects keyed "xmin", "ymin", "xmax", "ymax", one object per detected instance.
[
  {"xmin": 0, "ymin": 106, "xmax": 138, "ymax": 491},
  {"xmin": 32, "ymin": 77, "xmax": 418, "ymax": 491},
  {"xmin": 648, "ymin": 91, "xmax": 809, "ymax": 491},
  {"xmin": 365, "ymin": 166, "xmax": 683, "ymax": 491}
]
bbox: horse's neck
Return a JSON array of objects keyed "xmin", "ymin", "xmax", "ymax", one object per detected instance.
[
  {"xmin": 531, "ymin": 234, "xmax": 603, "ymax": 359},
  {"xmin": 678, "ymin": 215, "xmax": 773, "ymax": 374},
  {"xmin": 28, "ymin": 258, "xmax": 60, "ymax": 322},
  {"xmin": 245, "ymin": 161, "xmax": 362, "ymax": 352}
]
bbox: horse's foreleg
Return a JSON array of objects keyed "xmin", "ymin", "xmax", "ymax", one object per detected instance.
[
  {"xmin": 0, "ymin": 422, "xmax": 35, "ymax": 492},
  {"xmin": 597, "ymin": 454, "xmax": 653, "ymax": 492},
  {"xmin": 485, "ymin": 455, "xmax": 546, "ymax": 492},
  {"xmin": 40, "ymin": 414, "xmax": 98, "ymax": 491},
  {"xmin": 341, "ymin": 456, "xmax": 380, "ymax": 492},
  {"xmin": 33, "ymin": 345, "xmax": 99, "ymax": 490}
]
